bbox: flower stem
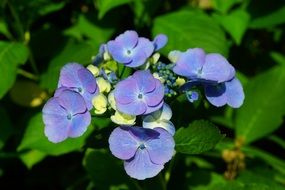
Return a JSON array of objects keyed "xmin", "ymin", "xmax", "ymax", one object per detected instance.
[{"xmin": 17, "ymin": 69, "xmax": 39, "ymax": 81}]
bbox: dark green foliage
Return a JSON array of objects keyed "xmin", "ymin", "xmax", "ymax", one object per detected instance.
[{"xmin": 0, "ymin": 0, "xmax": 285, "ymax": 189}]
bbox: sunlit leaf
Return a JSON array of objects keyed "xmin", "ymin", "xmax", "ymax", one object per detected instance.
[
  {"xmin": 236, "ymin": 66, "xmax": 285, "ymax": 144},
  {"xmin": 174, "ymin": 120, "xmax": 224, "ymax": 154},
  {"xmin": 0, "ymin": 41, "xmax": 29, "ymax": 98},
  {"xmin": 153, "ymin": 10, "xmax": 229, "ymax": 57}
]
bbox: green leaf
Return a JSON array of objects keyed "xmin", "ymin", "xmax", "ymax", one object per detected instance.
[
  {"xmin": 236, "ymin": 66, "xmax": 285, "ymax": 144},
  {"xmin": 243, "ymin": 146, "xmax": 285, "ymax": 175},
  {"xmin": 95, "ymin": 0, "xmax": 132, "ymax": 19},
  {"xmin": 0, "ymin": 20, "xmax": 12, "ymax": 39},
  {"xmin": 249, "ymin": 6, "xmax": 285, "ymax": 29},
  {"xmin": 238, "ymin": 169, "xmax": 284, "ymax": 190},
  {"xmin": 0, "ymin": 41, "xmax": 29, "ymax": 98},
  {"xmin": 212, "ymin": 0, "xmax": 242, "ymax": 14},
  {"xmin": 174, "ymin": 120, "xmax": 223, "ymax": 154},
  {"xmin": 83, "ymin": 148, "xmax": 134, "ymax": 190},
  {"xmin": 20, "ymin": 150, "xmax": 46, "ymax": 169},
  {"xmin": 0, "ymin": 107, "xmax": 13, "ymax": 150},
  {"xmin": 18, "ymin": 113, "xmax": 93, "ymax": 156},
  {"xmin": 270, "ymin": 51, "xmax": 285, "ymax": 66},
  {"xmin": 152, "ymin": 10, "xmax": 229, "ymax": 57},
  {"xmin": 37, "ymin": 1, "xmax": 65, "ymax": 16},
  {"xmin": 64, "ymin": 15, "xmax": 115, "ymax": 46},
  {"xmin": 40, "ymin": 41, "xmax": 96, "ymax": 90},
  {"xmin": 213, "ymin": 9, "xmax": 250, "ymax": 45}
]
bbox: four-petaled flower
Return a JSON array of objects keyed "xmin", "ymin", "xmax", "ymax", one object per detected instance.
[
  {"xmin": 42, "ymin": 89, "xmax": 91, "ymax": 143},
  {"xmin": 107, "ymin": 30, "xmax": 167, "ymax": 68},
  {"xmin": 58, "ymin": 63, "xmax": 99, "ymax": 110},
  {"xmin": 109, "ymin": 126, "xmax": 175, "ymax": 180},
  {"xmin": 114, "ymin": 70, "xmax": 164, "ymax": 115},
  {"xmin": 172, "ymin": 48, "xmax": 244, "ymax": 108}
]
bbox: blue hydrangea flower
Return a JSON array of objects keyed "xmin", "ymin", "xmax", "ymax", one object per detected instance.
[
  {"xmin": 173, "ymin": 48, "xmax": 235, "ymax": 83},
  {"xmin": 42, "ymin": 89, "xmax": 91, "ymax": 143},
  {"xmin": 172, "ymin": 48, "xmax": 244, "ymax": 108},
  {"xmin": 114, "ymin": 70, "xmax": 164, "ymax": 115},
  {"xmin": 107, "ymin": 30, "xmax": 154, "ymax": 68},
  {"xmin": 143, "ymin": 103, "xmax": 175, "ymax": 135},
  {"xmin": 109, "ymin": 126, "xmax": 175, "ymax": 180},
  {"xmin": 58, "ymin": 63, "xmax": 99, "ymax": 110}
]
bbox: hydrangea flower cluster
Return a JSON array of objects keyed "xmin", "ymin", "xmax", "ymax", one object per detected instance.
[{"xmin": 42, "ymin": 30, "xmax": 245, "ymax": 180}]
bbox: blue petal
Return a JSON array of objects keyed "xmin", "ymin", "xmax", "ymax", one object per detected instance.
[
  {"xmin": 204, "ymin": 83, "xmax": 227, "ymax": 107},
  {"xmin": 116, "ymin": 100, "xmax": 147, "ymax": 115},
  {"xmin": 224, "ymin": 77, "xmax": 245, "ymax": 108},
  {"xmin": 114, "ymin": 78, "xmax": 138, "ymax": 105},
  {"xmin": 201, "ymin": 53, "xmax": 235, "ymax": 83},
  {"xmin": 116, "ymin": 30, "xmax": 139, "ymax": 49},
  {"xmin": 78, "ymin": 68, "xmax": 97, "ymax": 93},
  {"xmin": 109, "ymin": 127, "xmax": 139, "ymax": 160},
  {"xmin": 68, "ymin": 111, "xmax": 91, "ymax": 138},
  {"xmin": 58, "ymin": 63, "xmax": 82, "ymax": 88},
  {"xmin": 133, "ymin": 70, "xmax": 156, "ymax": 93},
  {"xmin": 128, "ymin": 38, "xmax": 154, "ymax": 68},
  {"xmin": 145, "ymin": 128, "xmax": 175, "ymax": 164},
  {"xmin": 124, "ymin": 149, "xmax": 164, "ymax": 180},
  {"xmin": 57, "ymin": 90, "xmax": 87, "ymax": 114},
  {"xmin": 153, "ymin": 34, "xmax": 168, "ymax": 51},
  {"xmin": 173, "ymin": 48, "xmax": 205, "ymax": 78},
  {"xmin": 107, "ymin": 40, "xmax": 132, "ymax": 63}
]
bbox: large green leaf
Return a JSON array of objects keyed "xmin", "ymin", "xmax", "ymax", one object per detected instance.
[
  {"xmin": 249, "ymin": 6, "xmax": 285, "ymax": 29},
  {"xmin": 18, "ymin": 113, "xmax": 93, "ymax": 156},
  {"xmin": 95, "ymin": 0, "xmax": 132, "ymax": 19},
  {"xmin": 0, "ymin": 41, "xmax": 29, "ymax": 98},
  {"xmin": 236, "ymin": 66, "xmax": 285, "ymax": 144},
  {"xmin": 152, "ymin": 10, "xmax": 229, "ymax": 57},
  {"xmin": 174, "ymin": 120, "xmax": 223, "ymax": 154},
  {"xmin": 40, "ymin": 41, "xmax": 96, "ymax": 90},
  {"xmin": 212, "ymin": 0, "xmax": 242, "ymax": 14},
  {"xmin": 213, "ymin": 9, "xmax": 250, "ymax": 45},
  {"xmin": 83, "ymin": 148, "xmax": 134, "ymax": 190},
  {"xmin": 64, "ymin": 15, "xmax": 115, "ymax": 46}
]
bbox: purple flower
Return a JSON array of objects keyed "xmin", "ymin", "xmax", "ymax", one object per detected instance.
[
  {"xmin": 173, "ymin": 48, "xmax": 235, "ymax": 83},
  {"xmin": 107, "ymin": 30, "xmax": 154, "ymax": 68},
  {"xmin": 114, "ymin": 70, "xmax": 164, "ymax": 115},
  {"xmin": 172, "ymin": 48, "xmax": 244, "ymax": 108},
  {"xmin": 58, "ymin": 63, "xmax": 99, "ymax": 110},
  {"xmin": 109, "ymin": 126, "xmax": 175, "ymax": 180},
  {"xmin": 42, "ymin": 89, "xmax": 91, "ymax": 143}
]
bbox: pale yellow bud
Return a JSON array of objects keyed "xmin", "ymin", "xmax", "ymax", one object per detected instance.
[
  {"xmin": 108, "ymin": 90, "xmax": 116, "ymax": 110},
  {"xmin": 97, "ymin": 77, "xmax": 111, "ymax": 93},
  {"xmin": 92, "ymin": 93, "xmax": 108, "ymax": 115},
  {"xmin": 153, "ymin": 72, "xmax": 165, "ymax": 83},
  {"xmin": 175, "ymin": 77, "xmax": 186, "ymax": 86},
  {"xmin": 87, "ymin": 65, "xmax": 99, "ymax": 77},
  {"xmin": 111, "ymin": 111, "xmax": 136, "ymax": 125}
]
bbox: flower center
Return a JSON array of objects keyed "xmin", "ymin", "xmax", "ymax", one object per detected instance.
[
  {"xmin": 139, "ymin": 143, "xmax": 146, "ymax": 150},
  {"xmin": 126, "ymin": 49, "xmax": 132, "ymax": 55},
  {"xmin": 67, "ymin": 113, "xmax": 72, "ymax": 120},
  {"xmin": 138, "ymin": 93, "xmax": 143, "ymax": 99},
  {"xmin": 78, "ymin": 87, "xmax": 83, "ymax": 93}
]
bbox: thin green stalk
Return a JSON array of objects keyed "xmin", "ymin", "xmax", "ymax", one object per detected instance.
[
  {"xmin": 159, "ymin": 173, "xmax": 167, "ymax": 190},
  {"xmin": 7, "ymin": 1, "xmax": 39, "ymax": 75},
  {"xmin": 17, "ymin": 69, "xmax": 39, "ymax": 81},
  {"xmin": 131, "ymin": 179, "xmax": 144, "ymax": 190}
]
